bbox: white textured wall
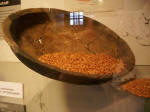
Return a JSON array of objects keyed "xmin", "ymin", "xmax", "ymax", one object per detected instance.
[{"xmin": 21, "ymin": 0, "xmax": 65, "ymax": 9}]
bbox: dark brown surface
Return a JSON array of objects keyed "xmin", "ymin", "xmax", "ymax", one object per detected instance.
[{"xmin": 2, "ymin": 8, "xmax": 135, "ymax": 85}]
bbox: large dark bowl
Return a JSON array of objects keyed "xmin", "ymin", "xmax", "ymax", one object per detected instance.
[{"xmin": 2, "ymin": 8, "xmax": 135, "ymax": 85}]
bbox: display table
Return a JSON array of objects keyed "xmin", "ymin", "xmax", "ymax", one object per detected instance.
[{"xmin": 0, "ymin": 62, "xmax": 150, "ymax": 112}]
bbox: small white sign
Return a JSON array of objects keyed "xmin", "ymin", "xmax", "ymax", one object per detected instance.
[{"xmin": 0, "ymin": 81, "xmax": 23, "ymax": 99}]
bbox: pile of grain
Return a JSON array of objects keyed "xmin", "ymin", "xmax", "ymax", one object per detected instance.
[
  {"xmin": 39, "ymin": 52, "xmax": 125, "ymax": 75},
  {"xmin": 121, "ymin": 78, "xmax": 150, "ymax": 98}
]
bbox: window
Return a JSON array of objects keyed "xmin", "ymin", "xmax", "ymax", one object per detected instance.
[{"xmin": 70, "ymin": 11, "xmax": 84, "ymax": 25}]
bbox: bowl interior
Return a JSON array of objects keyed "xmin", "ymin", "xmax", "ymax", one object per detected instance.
[{"xmin": 3, "ymin": 8, "xmax": 135, "ymax": 84}]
